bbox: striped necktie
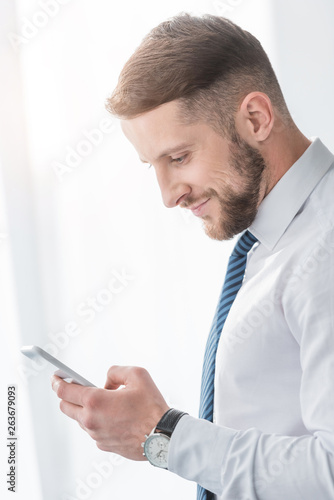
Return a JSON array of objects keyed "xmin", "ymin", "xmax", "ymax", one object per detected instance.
[{"xmin": 197, "ymin": 230, "xmax": 258, "ymax": 500}]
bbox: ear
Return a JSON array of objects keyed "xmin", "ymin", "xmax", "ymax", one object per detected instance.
[{"xmin": 235, "ymin": 92, "xmax": 274, "ymax": 145}]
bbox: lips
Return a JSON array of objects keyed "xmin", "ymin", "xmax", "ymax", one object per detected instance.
[{"xmin": 190, "ymin": 199, "xmax": 210, "ymax": 217}]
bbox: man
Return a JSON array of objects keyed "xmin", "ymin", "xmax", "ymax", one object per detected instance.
[{"xmin": 51, "ymin": 13, "xmax": 334, "ymax": 499}]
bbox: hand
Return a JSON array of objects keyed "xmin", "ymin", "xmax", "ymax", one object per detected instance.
[{"xmin": 51, "ymin": 366, "xmax": 169, "ymax": 461}]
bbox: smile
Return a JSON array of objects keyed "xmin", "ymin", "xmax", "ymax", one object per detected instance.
[{"xmin": 190, "ymin": 199, "xmax": 210, "ymax": 217}]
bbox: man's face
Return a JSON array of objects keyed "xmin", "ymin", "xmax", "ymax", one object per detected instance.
[{"xmin": 121, "ymin": 100, "xmax": 267, "ymax": 240}]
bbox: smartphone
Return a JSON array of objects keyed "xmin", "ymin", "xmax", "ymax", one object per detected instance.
[{"xmin": 21, "ymin": 345, "xmax": 96, "ymax": 387}]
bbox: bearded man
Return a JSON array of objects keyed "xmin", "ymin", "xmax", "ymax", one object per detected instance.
[{"xmin": 52, "ymin": 13, "xmax": 334, "ymax": 500}]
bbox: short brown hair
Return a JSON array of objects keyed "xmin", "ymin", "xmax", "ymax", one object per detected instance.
[{"xmin": 106, "ymin": 13, "xmax": 291, "ymax": 136}]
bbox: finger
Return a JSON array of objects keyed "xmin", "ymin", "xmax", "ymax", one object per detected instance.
[
  {"xmin": 104, "ymin": 365, "xmax": 128, "ymax": 390},
  {"xmin": 51, "ymin": 375, "xmax": 92, "ymax": 406},
  {"xmin": 59, "ymin": 399, "xmax": 84, "ymax": 423}
]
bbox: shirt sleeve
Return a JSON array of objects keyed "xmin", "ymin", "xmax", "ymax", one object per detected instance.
[{"xmin": 168, "ymin": 230, "xmax": 334, "ymax": 499}]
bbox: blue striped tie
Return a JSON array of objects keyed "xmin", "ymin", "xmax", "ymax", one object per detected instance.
[{"xmin": 197, "ymin": 230, "xmax": 258, "ymax": 500}]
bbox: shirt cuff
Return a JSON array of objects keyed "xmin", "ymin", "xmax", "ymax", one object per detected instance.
[{"xmin": 168, "ymin": 414, "xmax": 237, "ymax": 495}]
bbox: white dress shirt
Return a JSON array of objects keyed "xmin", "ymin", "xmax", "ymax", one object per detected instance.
[{"xmin": 168, "ymin": 137, "xmax": 334, "ymax": 499}]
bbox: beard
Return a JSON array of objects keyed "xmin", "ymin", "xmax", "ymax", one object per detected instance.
[{"xmin": 198, "ymin": 134, "xmax": 267, "ymax": 241}]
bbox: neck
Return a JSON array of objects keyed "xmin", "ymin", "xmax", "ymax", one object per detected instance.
[{"xmin": 262, "ymin": 124, "xmax": 311, "ymax": 197}]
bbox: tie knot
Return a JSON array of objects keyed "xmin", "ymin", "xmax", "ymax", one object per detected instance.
[{"xmin": 232, "ymin": 230, "xmax": 258, "ymax": 257}]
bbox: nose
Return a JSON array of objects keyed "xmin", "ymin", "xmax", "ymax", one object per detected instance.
[{"xmin": 155, "ymin": 167, "xmax": 191, "ymax": 208}]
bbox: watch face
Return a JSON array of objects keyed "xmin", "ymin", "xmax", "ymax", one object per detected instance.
[{"xmin": 144, "ymin": 433, "xmax": 170, "ymax": 468}]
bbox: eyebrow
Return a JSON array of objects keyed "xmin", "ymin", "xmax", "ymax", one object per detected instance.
[{"xmin": 139, "ymin": 142, "xmax": 194, "ymax": 163}]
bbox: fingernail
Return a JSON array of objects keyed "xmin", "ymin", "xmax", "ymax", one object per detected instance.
[{"xmin": 51, "ymin": 376, "xmax": 59, "ymax": 391}]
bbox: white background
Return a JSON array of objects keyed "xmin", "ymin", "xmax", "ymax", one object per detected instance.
[{"xmin": 0, "ymin": 0, "xmax": 333, "ymax": 499}]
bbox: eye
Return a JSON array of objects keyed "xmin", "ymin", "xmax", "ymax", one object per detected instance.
[{"xmin": 171, "ymin": 155, "xmax": 187, "ymax": 165}]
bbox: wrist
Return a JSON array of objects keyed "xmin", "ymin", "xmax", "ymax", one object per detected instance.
[
  {"xmin": 155, "ymin": 408, "xmax": 188, "ymax": 436},
  {"xmin": 142, "ymin": 408, "xmax": 188, "ymax": 469}
]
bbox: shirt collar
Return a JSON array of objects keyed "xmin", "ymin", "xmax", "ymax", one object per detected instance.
[{"xmin": 249, "ymin": 137, "xmax": 334, "ymax": 251}]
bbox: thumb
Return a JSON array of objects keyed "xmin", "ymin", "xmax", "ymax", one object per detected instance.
[{"xmin": 104, "ymin": 365, "xmax": 147, "ymax": 390}]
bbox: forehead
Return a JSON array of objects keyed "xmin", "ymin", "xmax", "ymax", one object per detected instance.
[{"xmin": 120, "ymin": 100, "xmax": 203, "ymax": 162}]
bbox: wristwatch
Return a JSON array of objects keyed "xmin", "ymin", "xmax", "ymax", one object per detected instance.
[{"xmin": 141, "ymin": 408, "xmax": 188, "ymax": 469}]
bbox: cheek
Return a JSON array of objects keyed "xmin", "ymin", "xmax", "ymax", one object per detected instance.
[
  {"xmin": 198, "ymin": 154, "xmax": 232, "ymax": 182},
  {"xmin": 206, "ymin": 168, "xmax": 234, "ymax": 192},
  {"xmin": 189, "ymin": 158, "xmax": 228, "ymax": 186},
  {"xmin": 209, "ymin": 161, "xmax": 247, "ymax": 193}
]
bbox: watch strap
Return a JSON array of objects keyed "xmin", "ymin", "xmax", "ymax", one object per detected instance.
[{"xmin": 155, "ymin": 408, "xmax": 188, "ymax": 437}]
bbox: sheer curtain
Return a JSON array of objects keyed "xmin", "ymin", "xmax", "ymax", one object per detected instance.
[{"xmin": 1, "ymin": 0, "xmax": 333, "ymax": 499}]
